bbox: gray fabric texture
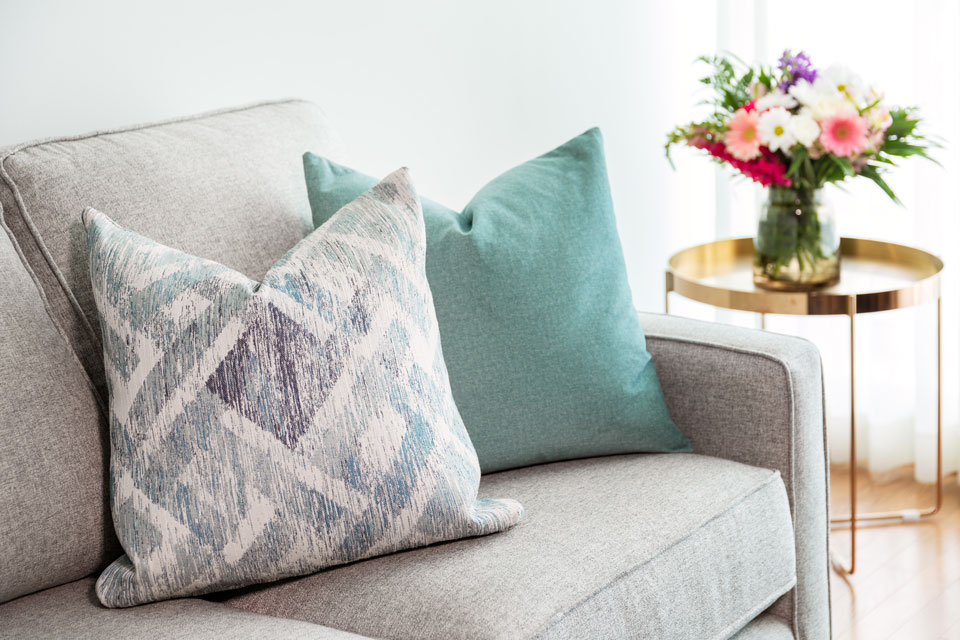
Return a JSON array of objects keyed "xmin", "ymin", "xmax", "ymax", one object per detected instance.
[
  {"xmin": 0, "ymin": 99, "xmax": 342, "ymax": 402},
  {"xmin": 728, "ymin": 612, "xmax": 796, "ymax": 640},
  {"xmin": 0, "ymin": 222, "xmax": 118, "ymax": 604},
  {"xmin": 0, "ymin": 578, "xmax": 368, "ymax": 640},
  {"xmin": 223, "ymin": 453, "xmax": 796, "ymax": 640},
  {"xmin": 639, "ymin": 312, "xmax": 830, "ymax": 640}
]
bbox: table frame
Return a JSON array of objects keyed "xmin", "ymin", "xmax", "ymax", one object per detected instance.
[{"xmin": 664, "ymin": 237, "xmax": 944, "ymax": 575}]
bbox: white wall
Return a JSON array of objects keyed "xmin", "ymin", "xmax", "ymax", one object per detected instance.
[
  {"xmin": 0, "ymin": 0, "xmax": 717, "ymax": 312},
  {"xmin": 5, "ymin": 0, "xmax": 956, "ymax": 477}
]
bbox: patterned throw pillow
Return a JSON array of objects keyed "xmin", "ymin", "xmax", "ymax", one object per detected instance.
[{"xmin": 88, "ymin": 168, "xmax": 523, "ymax": 608}]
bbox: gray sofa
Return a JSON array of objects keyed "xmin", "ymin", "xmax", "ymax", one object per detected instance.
[{"xmin": 0, "ymin": 100, "xmax": 830, "ymax": 639}]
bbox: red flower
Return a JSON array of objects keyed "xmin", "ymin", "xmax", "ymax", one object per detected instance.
[
  {"xmin": 691, "ymin": 139, "xmax": 791, "ymax": 187},
  {"xmin": 743, "ymin": 100, "xmax": 757, "ymax": 112}
]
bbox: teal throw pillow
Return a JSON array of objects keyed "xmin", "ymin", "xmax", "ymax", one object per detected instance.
[{"xmin": 303, "ymin": 129, "xmax": 690, "ymax": 473}]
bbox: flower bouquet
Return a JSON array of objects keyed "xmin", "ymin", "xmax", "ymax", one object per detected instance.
[{"xmin": 666, "ymin": 51, "xmax": 936, "ymax": 290}]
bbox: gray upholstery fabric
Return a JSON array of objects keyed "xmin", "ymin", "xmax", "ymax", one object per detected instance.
[
  {"xmin": 0, "ymin": 578, "xmax": 368, "ymax": 640},
  {"xmin": 0, "ymin": 100, "xmax": 342, "ymax": 401},
  {"xmin": 729, "ymin": 612, "xmax": 795, "ymax": 640},
  {"xmin": 0, "ymin": 98, "xmax": 824, "ymax": 637},
  {"xmin": 0, "ymin": 223, "xmax": 118, "ymax": 604},
  {"xmin": 640, "ymin": 312, "xmax": 830, "ymax": 640},
  {"xmin": 223, "ymin": 454, "xmax": 796, "ymax": 640}
]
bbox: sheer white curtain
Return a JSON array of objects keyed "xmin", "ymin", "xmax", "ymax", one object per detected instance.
[{"xmin": 647, "ymin": 0, "xmax": 960, "ymax": 482}]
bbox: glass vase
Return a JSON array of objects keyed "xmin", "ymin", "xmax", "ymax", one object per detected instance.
[{"xmin": 753, "ymin": 185, "xmax": 840, "ymax": 291}]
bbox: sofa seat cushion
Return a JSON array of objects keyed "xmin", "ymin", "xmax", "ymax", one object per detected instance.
[
  {"xmin": 0, "ymin": 578, "xmax": 368, "ymax": 640},
  {"xmin": 729, "ymin": 611, "xmax": 795, "ymax": 640},
  {"xmin": 222, "ymin": 454, "xmax": 797, "ymax": 640}
]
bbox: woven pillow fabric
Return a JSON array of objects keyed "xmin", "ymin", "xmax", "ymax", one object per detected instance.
[
  {"xmin": 304, "ymin": 129, "xmax": 691, "ymax": 473},
  {"xmin": 88, "ymin": 168, "xmax": 522, "ymax": 608}
]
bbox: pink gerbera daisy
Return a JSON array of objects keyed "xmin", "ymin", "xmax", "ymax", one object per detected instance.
[
  {"xmin": 724, "ymin": 108, "xmax": 762, "ymax": 161},
  {"xmin": 819, "ymin": 113, "xmax": 868, "ymax": 157}
]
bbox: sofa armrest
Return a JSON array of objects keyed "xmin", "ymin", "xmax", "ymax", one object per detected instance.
[{"xmin": 639, "ymin": 312, "xmax": 831, "ymax": 640}]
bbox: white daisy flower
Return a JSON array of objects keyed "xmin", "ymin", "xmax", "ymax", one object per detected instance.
[
  {"xmin": 755, "ymin": 91, "xmax": 798, "ymax": 112},
  {"xmin": 788, "ymin": 79, "xmax": 819, "ymax": 107},
  {"xmin": 790, "ymin": 112, "xmax": 821, "ymax": 147},
  {"xmin": 816, "ymin": 63, "xmax": 866, "ymax": 104},
  {"xmin": 757, "ymin": 107, "xmax": 796, "ymax": 153},
  {"xmin": 807, "ymin": 93, "xmax": 858, "ymax": 121}
]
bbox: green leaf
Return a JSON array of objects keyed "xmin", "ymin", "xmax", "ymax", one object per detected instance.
[
  {"xmin": 803, "ymin": 156, "xmax": 816, "ymax": 187},
  {"xmin": 885, "ymin": 108, "xmax": 920, "ymax": 138},
  {"xmin": 881, "ymin": 138, "xmax": 940, "ymax": 165},
  {"xmin": 759, "ymin": 65, "xmax": 775, "ymax": 90},
  {"xmin": 787, "ymin": 146, "xmax": 808, "ymax": 178},
  {"xmin": 859, "ymin": 164, "xmax": 902, "ymax": 204},
  {"xmin": 883, "ymin": 139, "xmax": 928, "ymax": 155},
  {"xmin": 827, "ymin": 154, "xmax": 855, "ymax": 177},
  {"xmin": 814, "ymin": 156, "xmax": 842, "ymax": 185},
  {"xmin": 695, "ymin": 54, "xmax": 753, "ymax": 114},
  {"xmin": 870, "ymin": 154, "xmax": 897, "ymax": 166}
]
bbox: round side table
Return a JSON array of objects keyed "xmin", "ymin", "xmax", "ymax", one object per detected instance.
[{"xmin": 664, "ymin": 237, "xmax": 944, "ymax": 575}]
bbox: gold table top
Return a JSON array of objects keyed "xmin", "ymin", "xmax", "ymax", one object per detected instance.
[{"xmin": 666, "ymin": 237, "xmax": 943, "ymax": 315}]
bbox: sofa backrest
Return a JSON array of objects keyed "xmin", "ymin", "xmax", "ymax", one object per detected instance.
[
  {"xmin": 0, "ymin": 100, "xmax": 342, "ymax": 602},
  {"xmin": 0, "ymin": 223, "xmax": 116, "ymax": 604},
  {"xmin": 0, "ymin": 100, "xmax": 341, "ymax": 401}
]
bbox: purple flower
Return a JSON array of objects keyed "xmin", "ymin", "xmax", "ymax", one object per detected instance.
[{"xmin": 777, "ymin": 49, "xmax": 817, "ymax": 91}]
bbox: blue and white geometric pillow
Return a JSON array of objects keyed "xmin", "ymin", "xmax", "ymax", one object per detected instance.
[{"xmin": 87, "ymin": 168, "xmax": 523, "ymax": 608}]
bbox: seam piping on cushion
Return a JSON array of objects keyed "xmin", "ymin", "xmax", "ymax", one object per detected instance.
[
  {"xmin": 0, "ymin": 203, "xmax": 108, "ymax": 419},
  {"xmin": 530, "ymin": 468, "xmax": 787, "ymax": 639},
  {"xmin": 0, "ymin": 155, "xmax": 105, "ymax": 363},
  {"xmin": 0, "ymin": 98, "xmax": 313, "ymax": 157},
  {"xmin": 0, "ymin": 98, "xmax": 321, "ymax": 398},
  {"xmin": 645, "ymin": 331, "xmax": 818, "ymax": 639}
]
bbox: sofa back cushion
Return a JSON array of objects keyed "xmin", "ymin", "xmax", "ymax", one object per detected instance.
[
  {"xmin": 0, "ymin": 224, "xmax": 118, "ymax": 604},
  {"xmin": 0, "ymin": 100, "xmax": 341, "ymax": 401}
]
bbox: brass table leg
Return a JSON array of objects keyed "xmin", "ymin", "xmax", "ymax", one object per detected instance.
[
  {"xmin": 831, "ymin": 297, "xmax": 857, "ymax": 573},
  {"xmin": 664, "ymin": 272, "xmax": 672, "ymax": 315},
  {"xmin": 831, "ymin": 297, "xmax": 944, "ymax": 575}
]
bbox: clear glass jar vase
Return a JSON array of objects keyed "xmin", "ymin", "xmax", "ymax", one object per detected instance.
[{"xmin": 753, "ymin": 185, "xmax": 840, "ymax": 291}]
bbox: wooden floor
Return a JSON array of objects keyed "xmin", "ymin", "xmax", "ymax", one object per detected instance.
[{"xmin": 829, "ymin": 465, "xmax": 960, "ymax": 639}]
